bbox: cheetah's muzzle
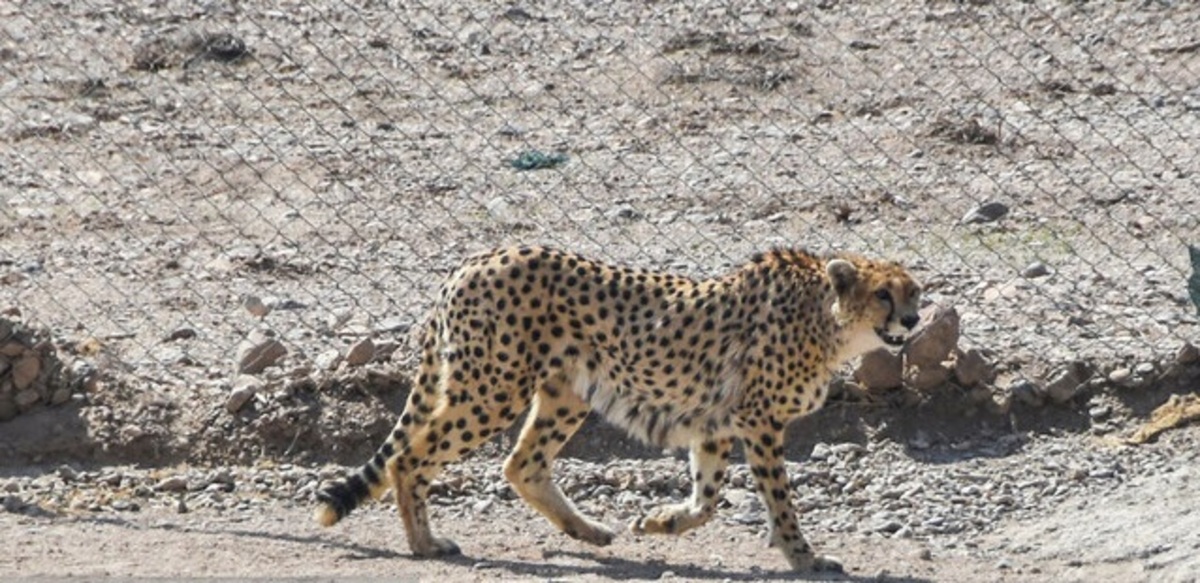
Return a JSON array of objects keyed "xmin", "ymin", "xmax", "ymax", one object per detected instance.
[{"xmin": 877, "ymin": 329, "xmax": 907, "ymax": 346}]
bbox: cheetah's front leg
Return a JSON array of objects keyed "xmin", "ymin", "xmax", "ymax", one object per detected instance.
[
  {"xmin": 744, "ymin": 426, "xmax": 843, "ymax": 572},
  {"xmin": 632, "ymin": 437, "xmax": 732, "ymax": 536}
]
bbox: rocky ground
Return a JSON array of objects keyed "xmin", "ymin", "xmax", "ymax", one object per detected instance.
[
  {"xmin": 2, "ymin": 0, "xmax": 1198, "ymax": 401},
  {"xmin": 2, "ymin": 0, "xmax": 1200, "ymax": 580},
  {"xmin": 2, "ymin": 346, "xmax": 1199, "ymax": 580},
  {"xmin": 3, "ymin": 415, "xmax": 1199, "ymax": 581}
]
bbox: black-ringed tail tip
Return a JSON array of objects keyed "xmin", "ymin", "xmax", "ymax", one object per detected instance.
[
  {"xmin": 313, "ymin": 468, "xmax": 384, "ymax": 527},
  {"xmin": 315, "ymin": 503, "xmax": 340, "ymax": 527},
  {"xmin": 314, "ymin": 486, "xmax": 355, "ymax": 527}
]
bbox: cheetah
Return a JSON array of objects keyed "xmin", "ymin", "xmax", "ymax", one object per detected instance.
[{"xmin": 315, "ymin": 245, "xmax": 921, "ymax": 572}]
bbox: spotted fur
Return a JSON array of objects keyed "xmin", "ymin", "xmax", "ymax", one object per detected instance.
[{"xmin": 315, "ymin": 245, "xmax": 921, "ymax": 572}]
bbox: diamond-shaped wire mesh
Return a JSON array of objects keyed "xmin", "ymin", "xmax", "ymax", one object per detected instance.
[{"xmin": 1, "ymin": 1, "xmax": 1197, "ymax": 399}]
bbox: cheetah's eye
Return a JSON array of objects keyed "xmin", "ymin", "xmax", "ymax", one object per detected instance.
[{"xmin": 874, "ymin": 289, "xmax": 892, "ymax": 302}]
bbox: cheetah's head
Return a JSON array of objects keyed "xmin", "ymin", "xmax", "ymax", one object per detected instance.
[{"xmin": 826, "ymin": 257, "xmax": 922, "ymax": 350}]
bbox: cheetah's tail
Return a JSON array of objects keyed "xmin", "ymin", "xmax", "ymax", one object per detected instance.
[{"xmin": 313, "ymin": 440, "xmax": 397, "ymax": 527}]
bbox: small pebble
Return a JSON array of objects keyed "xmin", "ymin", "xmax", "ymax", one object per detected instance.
[
  {"xmin": 1021, "ymin": 262, "xmax": 1050, "ymax": 278},
  {"xmin": 961, "ymin": 201, "xmax": 1009, "ymax": 224},
  {"xmin": 345, "ymin": 338, "xmax": 376, "ymax": 366},
  {"xmin": 57, "ymin": 465, "xmax": 80, "ymax": 482},
  {"xmin": 242, "ymin": 295, "xmax": 270, "ymax": 318}
]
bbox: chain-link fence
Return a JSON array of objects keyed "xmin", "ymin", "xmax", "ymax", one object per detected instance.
[{"xmin": 1, "ymin": 1, "xmax": 1198, "ymax": 427}]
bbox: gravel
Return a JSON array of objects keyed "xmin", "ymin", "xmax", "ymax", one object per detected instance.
[
  {"xmin": 0, "ymin": 430, "xmax": 1179, "ymax": 539},
  {"xmin": 2, "ymin": 423, "xmax": 1196, "ymax": 580},
  {"xmin": 2, "ymin": 0, "xmax": 1196, "ymax": 408}
]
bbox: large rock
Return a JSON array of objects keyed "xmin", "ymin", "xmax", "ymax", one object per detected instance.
[
  {"xmin": 345, "ymin": 338, "xmax": 376, "ymax": 367},
  {"xmin": 1176, "ymin": 342, "xmax": 1198, "ymax": 366},
  {"xmin": 907, "ymin": 363, "xmax": 952, "ymax": 392},
  {"xmin": 1008, "ymin": 379, "xmax": 1045, "ymax": 407},
  {"xmin": 14, "ymin": 389, "xmax": 41, "ymax": 411},
  {"xmin": 314, "ymin": 349, "xmax": 342, "ymax": 371},
  {"xmin": 154, "ymin": 476, "xmax": 189, "ymax": 493},
  {"xmin": 1045, "ymin": 361, "xmax": 1091, "ymax": 403},
  {"xmin": 855, "ymin": 349, "xmax": 903, "ymax": 390},
  {"xmin": 225, "ymin": 375, "xmax": 263, "ymax": 413},
  {"xmin": 0, "ymin": 340, "xmax": 25, "ymax": 357},
  {"xmin": 904, "ymin": 305, "xmax": 960, "ymax": 369},
  {"xmin": 0, "ymin": 317, "xmax": 75, "ymax": 423},
  {"xmin": 236, "ymin": 331, "xmax": 287, "ymax": 374},
  {"xmin": 952, "ymin": 348, "xmax": 994, "ymax": 388},
  {"xmin": 50, "ymin": 388, "xmax": 71, "ymax": 405},
  {"xmin": 966, "ymin": 385, "xmax": 994, "ymax": 407},
  {"xmin": 11, "ymin": 353, "xmax": 40, "ymax": 391}
]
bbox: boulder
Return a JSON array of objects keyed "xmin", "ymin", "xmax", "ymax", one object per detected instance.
[
  {"xmin": 225, "ymin": 375, "xmax": 263, "ymax": 413},
  {"xmin": 11, "ymin": 354, "xmax": 39, "ymax": 391},
  {"xmin": 345, "ymin": 338, "xmax": 376, "ymax": 367},
  {"xmin": 907, "ymin": 363, "xmax": 952, "ymax": 392},
  {"xmin": 1008, "ymin": 379, "xmax": 1045, "ymax": 407},
  {"xmin": 1045, "ymin": 361, "xmax": 1090, "ymax": 403},
  {"xmin": 237, "ymin": 331, "xmax": 287, "ymax": 374},
  {"xmin": 854, "ymin": 349, "xmax": 903, "ymax": 390},
  {"xmin": 952, "ymin": 348, "xmax": 994, "ymax": 388},
  {"xmin": 904, "ymin": 305, "xmax": 960, "ymax": 369}
]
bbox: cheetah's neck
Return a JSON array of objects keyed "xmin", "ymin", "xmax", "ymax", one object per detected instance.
[{"xmin": 831, "ymin": 320, "xmax": 888, "ymax": 371}]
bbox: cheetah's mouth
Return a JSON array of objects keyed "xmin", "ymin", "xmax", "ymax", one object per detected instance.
[{"xmin": 876, "ymin": 329, "xmax": 907, "ymax": 347}]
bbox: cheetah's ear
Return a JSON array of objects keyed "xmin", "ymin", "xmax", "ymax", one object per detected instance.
[{"xmin": 826, "ymin": 259, "xmax": 858, "ymax": 294}]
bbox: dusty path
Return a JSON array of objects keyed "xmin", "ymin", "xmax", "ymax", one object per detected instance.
[
  {"xmin": 1, "ymin": 481, "xmax": 1191, "ymax": 582},
  {"xmin": 6, "ymin": 504, "xmax": 938, "ymax": 582},
  {"xmin": 4, "ymin": 428, "xmax": 1197, "ymax": 582}
]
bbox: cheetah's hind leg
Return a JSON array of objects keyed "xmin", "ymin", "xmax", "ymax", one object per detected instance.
[
  {"xmin": 504, "ymin": 375, "xmax": 616, "ymax": 546},
  {"xmin": 388, "ymin": 389, "xmax": 532, "ymax": 557}
]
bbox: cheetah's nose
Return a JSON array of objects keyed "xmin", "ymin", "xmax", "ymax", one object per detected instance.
[{"xmin": 900, "ymin": 314, "xmax": 919, "ymax": 330}]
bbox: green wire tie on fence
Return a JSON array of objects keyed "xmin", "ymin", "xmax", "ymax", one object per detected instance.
[{"xmin": 509, "ymin": 150, "xmax": 568, "ymax": 171}]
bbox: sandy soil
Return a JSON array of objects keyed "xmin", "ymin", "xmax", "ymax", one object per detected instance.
[
  {"xmin": 2, "ymin": 0, "xmax": 1197, "ymax": 386},
  {"xmin": 4, "ymin": 426, "xmax": 1198, "ymax": 582}
]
